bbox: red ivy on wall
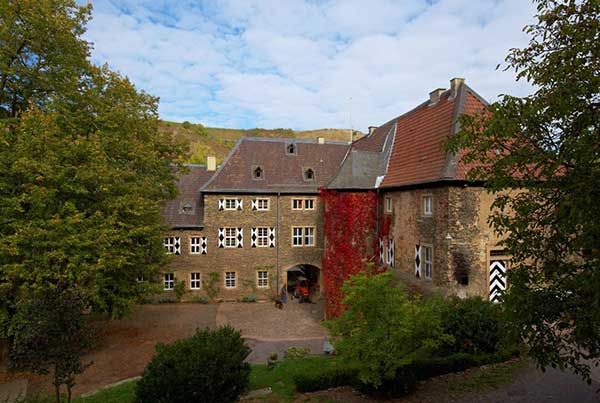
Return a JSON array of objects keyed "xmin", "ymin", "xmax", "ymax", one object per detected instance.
[{"xmin": 321, "ymin": 189, "xmax": 379, "ymax": 318}]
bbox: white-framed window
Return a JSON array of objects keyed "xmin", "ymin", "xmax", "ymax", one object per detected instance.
[
  {"xmin": 385, "ymin": 196, "xmax": 393, "ymax": 213},
  {"xmin": 224, "ymin": 227, "xmax": 238, "ymax": 248},
  {"xmin": 292, "ymin": 198, "xmax": 315, "ymax": 210},
  {"xmin": 164, "ymin": 273, "xmax": 174, "ymax": 290},
  {"xmin": 257, "ymin": 271, "xmax": 269, "ymax": 288},
  {"xmin": 292, "ymin": 226, "xmax": 315, "ymax": 247},
  {"xmin": 136, "ymin": 275, "xmax": 146, "ymax": 283},
  {"xmin": 423, "ymin": 246, "xmax": 433, "ymax": 279},
  {"xmin": 423, "ymin": 195, "xmax": 433, "ymax": 216},
  {"xmin": 225, "ymin": 271, "xmax": 236, "ymax": 288},
  {"xmin": 256, "ymin": 198, "xmax": 269, "ymax": 210},
  {"xmin": 256, "ymin": 227, "xmax": 269, "ymax": 247},
  {"xmin": 190, "ymin": 237, "xmax": 201, "ymax": 254},
  {"xmin": 190, "ymin": 272, "xmax": 201, "ymax": 290},
  {"xmin": 224, "ymin": 198, "xmax": 238, "ymax": 210},
  {"xmin": 163, "ymin": 237, "xmax": 180, "ymax": 255}
]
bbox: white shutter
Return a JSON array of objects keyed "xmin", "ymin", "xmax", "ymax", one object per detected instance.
[
  {"xmin": 201, "ymin": 237, "xmax": 207, "ymax": 255},
  {"xmin": 174, "ymin": 237, "xmax": 181, "ymax": 255},
  {"xmin": 218, "ymin": 199, "xmax": 225, "ymax": 210},
  {"xmin": 251, "ymin": 200, "xmax": 258, "ymax": 210},
  {"xmin": 388, "ymin": 239, "xmax": 395, "ymax": 267},
  {"xmin": 269, "ymin": 227, "xmax": 276, "ymax": 247},
  {"xmin": 489, "ymin": 260, "xmax": 507, "ymax": 303},
  {"xmin": 379, "ymin": 238, "xmax": 384, "ymax": 263},
  {"xmin": 251, "ymin": 228, "xmax": 257, "ymax": 248},
  {"xmin": 415, "ymin": 245, "xmax": 421, "ymax": 277},
  {"xmin": 218, "ymin": 228, "xmax": 224, "ymax": 248},
  {"xmin": 237, "ymin": 199, "xmax": 243, "ymax": 210},
  {"xmin": 237, "ymin": 227, "xmax": 243, "ymax": 248}
]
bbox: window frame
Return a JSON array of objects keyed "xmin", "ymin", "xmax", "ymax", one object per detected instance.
[
  {"xmin": 252, "ymin": 165, "xmax": 264, "ymax": 181},
  {"xmin": 423, "ymin": 195, "xmax": 433, "ymax": 216},
  {"xmin": 256, "ymin": 198, "xmax": 270, "ymax": 211},
  {"xmin": 224, "ymin": 271, "xmax": 237, "ymax": 289},
  {"xmin": 291, "ymin": 197, "xmax": 316, "ymax": 211},
  {"xmin": 224, "ymin": 198, "xmax": 238, "ymax": 211},
  {"xmin": 422, "ymin": 244, "xmax": 433, "ymax": 280},
  {"xmin": 286, "ymin": 143, "xmax": 297, "ymax": 155},
  {"xmin": 224, "ymin": 227, "xmax": 239, "ymax": 248},
  {"xmin": 190, "ymin": 272, "xmax": 201, "ymax": 290},
  {"xmin": 303, "ymin": 167, "xmax": 315, "ymax": 182},
  {"xmin": 255, "ymin": 226, "xmax": 270, "ymax": 248},
  {"xmin": 190, "ymin": 236, "xmax": 201, "ymax": 254},
  {"xmin": 257, "ymin": 270, "xmax": 269, "ymax": 288},
  {"xmin": 385, "ymin": 196, "xmax": 393, "ymax": 213},
  {"xmin": 163, "ymin": 237, "xmax": 179, "ymax": 254},
  {"xmin": 291, "ymin": 226, "xmax": 316, "ymax": 247},
  {"xmin": 164, "ymin": 273, "xmax": 174, "ymax": 291}
]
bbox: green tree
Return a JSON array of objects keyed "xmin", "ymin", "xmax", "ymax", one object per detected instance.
[
  {"xmin": 325, "ymin": 272, "xmax": 452, "ymax": 387},
  {"xmin": 446, "ymin": 0, "xmax": 599, "ymax": 381},
  {"xmin": 8, "ymin": 286, "xmax": 94, "ymax": 403},
  {"xmin": 0, "ymin": 0, "xmax": 185, "ymax": 372}
]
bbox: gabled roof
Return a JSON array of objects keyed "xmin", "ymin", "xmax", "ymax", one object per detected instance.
[
  {"xmin": 202, "ymin": 137, "xmax": 350, "ymax": 194},
  {"xmin": 162, "ymin": 165, "xmax": 214, "ymax": 228}
]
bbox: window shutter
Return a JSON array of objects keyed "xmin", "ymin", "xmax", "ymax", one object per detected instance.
[
  {"xmin": 218, "ymin": 199, "xmax": 225, "ymax": 210},
  {"xmin": 415, "ymin": 245, "xmax": 421, "ymax": 278},
  {"xmin": 174, "ymin": 237, "xmax": 181, "ymax": 255},
  {"xmin": 251, "ymin": 228, "xmax": 257, "ymax": 248},
  {"xmin": 251, "ymin": 200, "xmax": 258, "ymax": 210},
  {"xmin": 201, "ymin": 237, "xmax": 207, "ymax": 255},
  {"xmin": 379, "ymin": 238, "xmax": 384, "ymax": 263},
  {"xmin": 237, "ymin": 199, "xmax": 243, "ymax": 210},
  {"xmin": 218, "ymin": 228, "xmax": 224, "ymax": 248},
  {"xmin": 388, "ymin": 239, "xmax": 395, "ymax": 267},
  {"xmin": 237, "ymin": 227, "xmax": 243, "ymax": 248},
  {"xmin": 269, "ymin": 227, "xmax": 276, "ymax": 247}
]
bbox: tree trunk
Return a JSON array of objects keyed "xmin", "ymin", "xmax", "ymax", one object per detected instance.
[{"xmin": 54, "ymin": 383, "xmax": 61, "ymax": 403}]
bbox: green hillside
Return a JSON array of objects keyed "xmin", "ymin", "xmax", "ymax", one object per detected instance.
[{"xmin": 159, "ymin": 120, "xmax": 363, "ymax": 165}]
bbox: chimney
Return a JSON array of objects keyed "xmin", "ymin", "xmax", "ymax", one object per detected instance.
[
  {"xmin": 450, "ymin": 77, "xmax": 465, "ymax": 99},
  {"xmin": 368, "ymin": 126, "xmax": 378, "ymax": 136},
  {"xmin": 317, "ymin": 137, "xmax": 325, "ymax": 144},
  {"xmin": 207, "ymin": 155, "xmax": 216, "ymax": 171},
  {"xmin": 429, "ymin": 88, "xmax": 445, "ymax": 105}
]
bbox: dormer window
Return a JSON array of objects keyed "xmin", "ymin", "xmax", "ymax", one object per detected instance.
[
  {"xmin": 303, "ymin": 168, "xmax": 315, "ymax": 182},
  {"xmin": 180, "ymin": 202, "xmax": 194, "ymax": 215},
  {"xmin": 286, "ymin": 143, "xmax": 297, "ymax": 155},
  {"xmin": 252, "ymin": 165, "xmax": 264, "ymax": 181}
]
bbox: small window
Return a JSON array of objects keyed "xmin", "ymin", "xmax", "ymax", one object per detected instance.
[
  {"xmin": 292, "ymin": 199, "xmax": 303, "ymax": 210},
  {"xmin": 224, "ymin": 227, "xmax": 238, "ymax": 248},
  {"xmin": 163, "ymin": 237, "xmax": 180, "ymax": 255},
  {"xmin": 164, "ymin": 273, "xmax": 174, "ymax": 290},
  {"xmin": 224, "ymin": 198, "xmax": 238, "ymax": 210},
  {"xmin": 286, "ymin": 143, "xmax": 297, "ymax": 155},
  {"xmin": 190, "ymin": 272, "xmax": 201, "ymax": 289},
  {"xmin": 423, "ymin": 246, "xmax": 433, "ymax": 279},
  {"xmin": 252, "ymin": 166, "xmax": 264, "ymax": 180},
  {"xmin": 292, "ymin": 227, "xmax": 303, "ymax": 246},
  {"xmin": 225, "ymin": 271, "xmax": 236, "ymax": 288},
  {"xmin": 385, "ymin": 196, "xmax": 393, "ymax": 213},
  {"xmin": 423, "ymin": 195, "xmax": 433, "ymax": 216},
  {"xmin": 304, "ymin": 227, "xmax": 315, "ymax": 246},
  {"xmin": 304, "ymin": 198, "xmax": 315, "ymax": 210},
  {"xmin": 136, "ymin": 275, "xmax": 146, "ymax": 283},
  {"xmin": 190, "ymin": 237, "xmax": 201, "ymax": 254},
  {"xmin": 292, "ymin": 198, "xmax": 315, "ymax": 210},
  {"xmin": 181, "ymin": 202, "xmax": 194, "ymax": 215},
  {"xmin": 256, "ymin": 198, "xmax": 269, "ymax": 210},
  {"xmin": 257, "ymin": 271, "xmax": 269, "ymax": 288},
  {"xmin": 303, "ymin": 168, "xmax": 315, "ymax": 181},
  {"xmin": 255, "ymin": 227, "xmax": 269, "ymax": 247},
  {"xmin": 292, "ymin": 226, "xmax": 315, "ymax": 247}
]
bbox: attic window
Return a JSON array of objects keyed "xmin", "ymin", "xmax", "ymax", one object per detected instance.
[
  {"xmin": 286, "ymin": 143, "xmax": 297, "ymax": 155},
  {"xmin": 303, "ymin": 168, "xmax": 315, "ymax": 182},
  {"xmin": 180, "ymin": 202, "xmax": 194, "ymax": 215},
  {"xmin": 252, "ymin": 165, "xmax": 264, "ymax": 181}
]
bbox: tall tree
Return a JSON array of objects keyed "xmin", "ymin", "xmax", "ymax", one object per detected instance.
[
  {"xmin": 446, "ymin": 0, "xmax": 599, "ymax": 381},
  {"xmin": 0, "ymin": 0, "xmax": 185, "ymax": 340}
]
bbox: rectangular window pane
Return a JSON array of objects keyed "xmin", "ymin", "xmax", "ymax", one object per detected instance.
[
  {"xmin": 190, "ymin": 272, "xmax": 201, "ymax": 289},
  {"xmin": 424, "ymin": 196, "xmax": 433, "ymax": 215},
  {"xmin": 256, "ymin": 199, "xmax": 269, "ymax": 210},
  {"xmin": 256, "ymin": 227, "xmax": 269, "ymax": 247},
  {"xmin": 225, "ymin": 227, "xmax": 237, "ymax": 247},
  {"xmin": 190, "ymin": 237, "xmax": 200, "ymax": 254},
  {"xmin": 164, "ymin": 273, "xmax": 174, "ymax": 290},
  {"xmin": 257, "ymin": 271, "xmax": 268, "ymax": 288},
  {"xmin": 304, "ymin": 199, "xmax": 314, "ymax": 210},
  {"xmin": 424, "ymin": 247, "xmax": 432, "ymax": 279},
  {"xmin": 292, "ymin": 199, "xmax": 302, "ymax": 210},
  {"xmin": 225, "ymin": 271, "xmax": 236, "ymax": 288},
  {"xmin": 304, "ymin": 227, "xmax": 314, "ymax": 246},
  {"xmin": 292, "ymin": 227, "xmax": 303, "ymax": 246}
]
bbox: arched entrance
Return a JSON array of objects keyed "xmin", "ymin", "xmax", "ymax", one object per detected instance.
[{"xmin": 285, "ymin": 264, "xmax": 321, "ymax": 302}]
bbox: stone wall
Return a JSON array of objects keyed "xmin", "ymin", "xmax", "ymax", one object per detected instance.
[
  {"xmin": 163, "ymin": 193, "xmax": 324, "ymax": 301},
  {"xmin": 385, "ymin": 185, "xmax": 504, "ymax": 299}
]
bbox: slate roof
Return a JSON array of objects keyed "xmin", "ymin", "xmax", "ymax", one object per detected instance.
[
  {"xmin": 202, "ymin": 137, "xmax": 350, "ymax": 194},
  {"xmin": 162, "ymin": 164, "xmax": 215, "ymax": 228}
]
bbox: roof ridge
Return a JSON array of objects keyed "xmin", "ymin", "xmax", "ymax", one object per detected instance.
[{"xmin": 240, "ymin": 136, "xmax": 350, "ymax": 145}]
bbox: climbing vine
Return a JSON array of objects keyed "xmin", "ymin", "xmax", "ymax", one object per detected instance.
[{"xmin": 321, "ymin": 189, "xmax": 378, "ymax": 318}]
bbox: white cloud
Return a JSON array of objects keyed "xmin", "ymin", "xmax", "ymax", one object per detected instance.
[{"xmin": 84, "ymin": 0, "xmax": 536, "ymax": 130}]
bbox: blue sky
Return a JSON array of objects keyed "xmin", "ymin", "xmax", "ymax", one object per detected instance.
[{"xmin": 83, "ymin": 0, "xmax": 535, "ymax": 131}]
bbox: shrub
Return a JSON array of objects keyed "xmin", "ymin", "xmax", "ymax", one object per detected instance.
[
  {"xmin": 284, "ymin": 347, "xmax": 310, "ymax": 359},
  {"xmin": 173, "ymin": 279, "xmax": 186, "ymax": 301},
  {"xmin": 294, "ymin": 365, "xmax": 359, "ymax": 393},
  {"xmin": 135, "ymin": 326, "xmax": 251, "ymax": 403},
  {"xmin": 190, "ymin": 295, "xmax": 209, "ymax": 304},
  {"xmin": 240, "ymin": 294, "xmax": 257, "ymax": 303},
  {"xmin": 440, "ymin": 297, "xmax": 503, "ymax": 354}
]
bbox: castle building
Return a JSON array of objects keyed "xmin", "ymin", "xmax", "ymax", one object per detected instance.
[{"xmin": 161, "ymin": 78, "xmax": 509, "ymax": 304}]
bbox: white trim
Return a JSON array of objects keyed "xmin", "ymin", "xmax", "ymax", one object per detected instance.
[
  {"xmin": 257, "ymin": 270, "xmax": 269, "ymax": 288},
  {"xmin": 190, "ymin": 272, "xmax": 201, "ymax": 290},
  {"xmin": 164, "ymin": 273, "xmax": 174, "ymax": 291},
  {"xmin": 225, "ymin": 271, "xmax": 237, "ymax": 289}
]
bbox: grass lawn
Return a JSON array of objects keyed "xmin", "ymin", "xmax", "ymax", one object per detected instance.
[{"xmin": 27, "ymin": 356, "xmax": 336, "ymax": 403}]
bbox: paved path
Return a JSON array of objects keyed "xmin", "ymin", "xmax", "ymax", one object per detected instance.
[{"xmin": 0, "ymin": 379, "xmax": 27, "ymax": 403}]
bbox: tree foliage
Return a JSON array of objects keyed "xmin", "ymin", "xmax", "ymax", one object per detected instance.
[
  {"xmin": 446, "ymin": 0, "xmax": 599, "ymax": 381},
  {"xmin": 325, "ymin": 272, "xmax": 452, "ymax": 387}
]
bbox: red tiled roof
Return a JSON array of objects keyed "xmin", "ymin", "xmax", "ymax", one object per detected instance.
[
  {"xmin": 380, "ymin": 84, "xmax": 487, "ymax": 188},
  {"xmin": 203, "ymin": 138, "xmax": 350, "ymax": 193}
]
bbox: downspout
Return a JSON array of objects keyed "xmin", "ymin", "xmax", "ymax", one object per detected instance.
[{"xmin": 276, "ymin": 192, "xmax": 281, "ymax": 295}]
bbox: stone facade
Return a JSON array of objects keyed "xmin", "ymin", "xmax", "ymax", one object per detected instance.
[
  {"xmin": 163, "ymin": 193, "xmax": 324, "ymax": 301},
  {"xmin": 383, "ymin": 185, "xmax": 507, "ymax": 299}
]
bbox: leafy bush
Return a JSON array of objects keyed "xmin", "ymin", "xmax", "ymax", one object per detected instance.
[
  {"xmin": 241, "ymin": 294, "xmax": 257, "ymax": 303},
  {"xmin": 440, "ymin": 297, "xmax": 503, "ymax": 354},
  {"xmin": 284, "ymin": 347, "xmax": 310, "ymax": 359},
  {"xmin": 294, "ymin": 365, "xmax": 359, "ymax": 393},
  {"xmin": 173, "ymin": 279, "xmax": 186, "ymax": 301},
  {"xmin": 135, "ymin": 326, "xmax": 251, "ymax": 403},
  {"xmin": 190, "ymin": 295, "xmax": 209, "ymax": 304},
  {"xmin": 325, "ymin": 272, "xmax": 453, "ymax": 388}
]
